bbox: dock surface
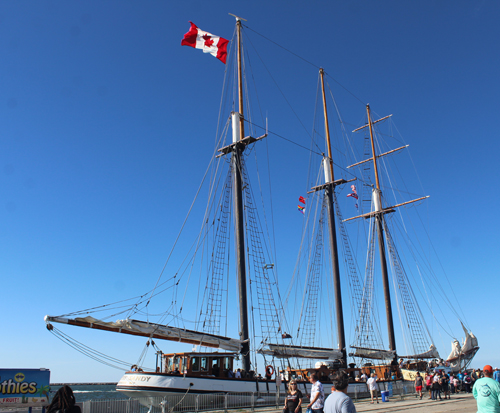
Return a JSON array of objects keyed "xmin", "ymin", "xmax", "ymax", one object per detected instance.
[
  {"xmin": 264, "ymin": 393, "xmax": 477, "ymax": 413},
  {"xmin": 349, "ymin": 393, "xmax": 474, "ymax": 412}
]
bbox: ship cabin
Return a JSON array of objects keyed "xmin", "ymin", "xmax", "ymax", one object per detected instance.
[{"xmin": 161, "ymin": 352, "xmax": 237, "ymax": 378}]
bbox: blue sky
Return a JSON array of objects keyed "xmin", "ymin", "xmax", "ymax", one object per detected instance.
[{"xmin": 1, "ymin": 1, "xmax": 499, "ymax": 383}]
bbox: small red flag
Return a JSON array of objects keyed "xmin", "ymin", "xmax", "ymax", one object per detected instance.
[{"xmin": 299, "ymin": 196, "xmax": 306, "ymax": 204}]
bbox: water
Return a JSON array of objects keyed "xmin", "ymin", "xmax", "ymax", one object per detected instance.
[{"xmin": 50, "ymin": 384, "xmax": 127, "ymax": 403}]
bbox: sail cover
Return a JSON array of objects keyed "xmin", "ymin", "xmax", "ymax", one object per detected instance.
[
  {"xmin": 399, "ymin": 344, "xmax": 440, "ymax": 360},
  {"xmin": 259, "ymin": 344, "xmax": 343, "ymax": 360},
  {"xmin": 447, "ymin": 339, "xmax": 461, "ymax": 361},
  {"xmin": 460, "ymin": 323, "xmax": 478, "ymax": 354},
  {"xmin": 349, "ymin": 346, "xmax": 396, "ymax": 360},
  {"xmin": 446, "ymin": 324, "xmax": 479, "ymax": 361},
  {"xmin": 45, "ymin": 315, "xmax": 243, "ymax": 352}
]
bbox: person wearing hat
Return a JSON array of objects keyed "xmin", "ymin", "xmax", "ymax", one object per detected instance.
[
  {"xmin": 473, "ymin": 365, "xmax": 500, "ymax": 413},
  {"xmin": 463, "ymin": 372, "xmax": 472, "ymax": 393}
]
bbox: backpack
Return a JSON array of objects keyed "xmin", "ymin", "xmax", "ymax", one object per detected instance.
[{"xmin": 464, "ymin": 376, "xmax": 471, "ymax": 384}]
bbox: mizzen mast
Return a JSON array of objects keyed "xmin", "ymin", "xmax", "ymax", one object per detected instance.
[
  {"xmin": 346, "ymin": 104, "xmax": 429, "ymax": 357},
  {"xmin": 365, "ymin": 104, "xmax": 397, "ymax": 354}
]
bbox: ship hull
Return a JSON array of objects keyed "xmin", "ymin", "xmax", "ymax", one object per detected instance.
[{"xmin": 116, "ymin": 372, "xmax": 405, "ymax": 408}]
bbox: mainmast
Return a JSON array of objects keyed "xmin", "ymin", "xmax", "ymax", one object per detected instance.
[
  {"xmin": 320, "ymin": 68, "xmax": 347, "ymax": 365},
  {"xmin": 308, "ymin": 69, "xmax": 348, "ymax": 366}
]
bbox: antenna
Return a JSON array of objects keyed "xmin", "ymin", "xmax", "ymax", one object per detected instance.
[{"xmin": 228, "ymin": 13, "xmax": 247, "ymax": 22}]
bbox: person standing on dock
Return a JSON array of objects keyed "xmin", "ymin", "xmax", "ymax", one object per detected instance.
[
  {"xmin": 284, "ymin": 380, "xmax": 303, "ymax": 413},
  {"xmin": 463, "ymin": 372, "xmax": 472, "ymax": 393},
  {"xmin": 425, "ymin": 373, "xmax": 433, "ymax": 398},
  {"xmin": 307, "ymin": 373, "xmax": 325, "ymax": 413},
  {"xmin": 324, "ymin": 370, "xmax": 356, "ymax": 413},
  {"xmin": 366, "ymin": 373, "xmax": 379, "ymax": 404},
  {"xmin": 494, "ymin": 368, "xmax": 500, "ymax": 384},
  {"xmin": 473, "ymin": 365, "xmax": 500, "ymax": 413},
  {"xmin": 414, "ymin": 372, "xmax": 423, "ymax": 399}
]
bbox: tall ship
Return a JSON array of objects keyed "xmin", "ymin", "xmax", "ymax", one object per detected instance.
[{"xmin": 45, "ymin": 16, "xmax": 478, "ymax": 407}]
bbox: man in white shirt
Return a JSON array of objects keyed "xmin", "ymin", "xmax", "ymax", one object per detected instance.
[
  {"xmin": 307, "ymin": 373, "xmax": 325, "ymax": 413},
  {"xmin": 235, "ymin": 369, "xmax": 241, "ymax": 378},
  {"xmin": 366, "ymin": 373, "xmax": 379, "ymax": 404}
]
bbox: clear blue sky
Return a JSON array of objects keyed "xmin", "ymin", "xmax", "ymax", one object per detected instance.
[{"xmin": 1, "ymin": 1, "xmax": 499, "ymax": 383}]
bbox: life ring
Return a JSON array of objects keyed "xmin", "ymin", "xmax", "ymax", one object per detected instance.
[{"xmin": 265, "ymin": 365, "xmax": 275, "ymax": 376}]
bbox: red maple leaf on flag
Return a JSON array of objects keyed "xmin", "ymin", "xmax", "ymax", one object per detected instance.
[{"xmin": 202, "ymin": 34, "xmax": 214, "ymax": 48}]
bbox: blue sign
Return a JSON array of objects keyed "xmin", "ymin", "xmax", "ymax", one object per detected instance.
[{"xmin": 0, "ymin": 369, "xmax": 50, "ymax": 407}]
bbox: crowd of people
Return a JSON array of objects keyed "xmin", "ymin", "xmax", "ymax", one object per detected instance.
[
  {"xmin": 412, "ymin": 364, "xmax": 500, "ymax": 412},
  {"xmin": 281, "ymin": 365, "xmax": 500, "ymax": 413},
  {"xmin": 415, "ymin": 366, "xmax": 500, "ymax": 401}
]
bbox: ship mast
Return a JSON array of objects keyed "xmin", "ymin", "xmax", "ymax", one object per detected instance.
[
  {"xmin": 320, "ymin": 69, "xmax": 347, "ymax": 366},
  {"xmin": 307, "ymin": 69, "xmax": 349, "ymax": 366},
  {"xmin": 346, "ymin": 104, "xmax": 429, "ymax": 358},
  {"xmin": 217, "ymin": 15, "xmax": 268, "ymax": 373},
  {"xmin": 233, "ymin": 15, "xmax": 250, "ymax": 372},
  {"xmin": 366, "ymin": 104, "xmax": 397, "ymax": 354}
]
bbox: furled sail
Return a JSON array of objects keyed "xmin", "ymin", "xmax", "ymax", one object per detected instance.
[
  {"xmin": 349, "ymin": 346, "xmax": 396, "ymax": 360},
  {"xmin": 460, "ymin": 323, "xmax": 478, "ymax": 354},
  {"xmin": 446, "ymin": 323, "xmax": 479, "ymax": 362},
  {"xmin": 45, "ymin": 315, "xmax": 243, "ymax": 352},
  {"xmin": 400, "ymin": 344, "xmax": 440, "ymax": 359},
  {"xmin": 447, "ymin": 339, "xmax": 461, "ymax": 361},
  {"xmin": 259, "ymin": 344, "xmax": 343, "ymax": 360}
]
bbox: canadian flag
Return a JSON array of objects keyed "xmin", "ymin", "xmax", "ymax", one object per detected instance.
[{"xmin": 181, "ymin": 22, "xmax": 229, "ymax": 64}]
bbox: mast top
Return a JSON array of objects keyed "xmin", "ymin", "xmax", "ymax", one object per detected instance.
[{"xmin": 229, "ymin": 13, "xmax": 247, "ymax": 22}]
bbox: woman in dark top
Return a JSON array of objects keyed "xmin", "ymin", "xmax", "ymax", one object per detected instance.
[
  {"xmin": 284, "ymin": 380, "xmax": 303, "ymax": 413},
  {"xmin": 47, "ymin": 385, "xmax": 81, "ymax": 413}
]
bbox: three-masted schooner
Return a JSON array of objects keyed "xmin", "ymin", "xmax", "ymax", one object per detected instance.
[{"xmin": 44, "ymin": 16, "xmax": 478, "ymax": 405}]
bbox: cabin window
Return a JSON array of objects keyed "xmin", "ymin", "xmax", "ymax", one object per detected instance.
[
  {"xmin": 201, "ymin": 357, "xmax": 208, "ymax": 371},
  {"xmin": 191, "ymin": 357, "xmax": 200, "ymax": 372},
  {"xmin": 166, "ymin": 357, "xmax": 173, "ymax": 372},
  {"xmin": 182, "ymin": 357, "xmax": 188, "ymax": 374},
  {"xmin": 223, "ymin": 357, "xmax": 231, "ymax": 370}
]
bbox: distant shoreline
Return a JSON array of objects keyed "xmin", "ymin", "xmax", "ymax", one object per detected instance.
[{"xmin": 51, "ymin": 383, "xmax": 118, "ymax": 386}]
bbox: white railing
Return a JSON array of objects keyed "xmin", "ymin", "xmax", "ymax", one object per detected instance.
[
  {"xmin": 83, "ymin": 392, "xmax": 287, "ymax": 413},
  {"xmin": 82, "ymin": 383, "xmax": 417, "ymax": 413}
]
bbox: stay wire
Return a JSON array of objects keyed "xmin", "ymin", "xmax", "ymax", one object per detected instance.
[
  {"xmin": 242, "ymin": 25, "xmax": 366, "ymax": 106},
  {"xmin": 243, "ymin": 28, "xmax": 323, "ymax": 155}
]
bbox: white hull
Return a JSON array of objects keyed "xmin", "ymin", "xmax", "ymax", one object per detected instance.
[
  {"xmin": 116, "ymin": 372, "xmax": 403, "ymax": 407},
  {"xmin": 117, "ymin": 372, "xmax": 284, "ymax": 394}
]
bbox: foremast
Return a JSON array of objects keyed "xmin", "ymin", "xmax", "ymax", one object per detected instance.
[{"xmin": 232, "ymin": 16, "xmax": 250, "ymax": 373}]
